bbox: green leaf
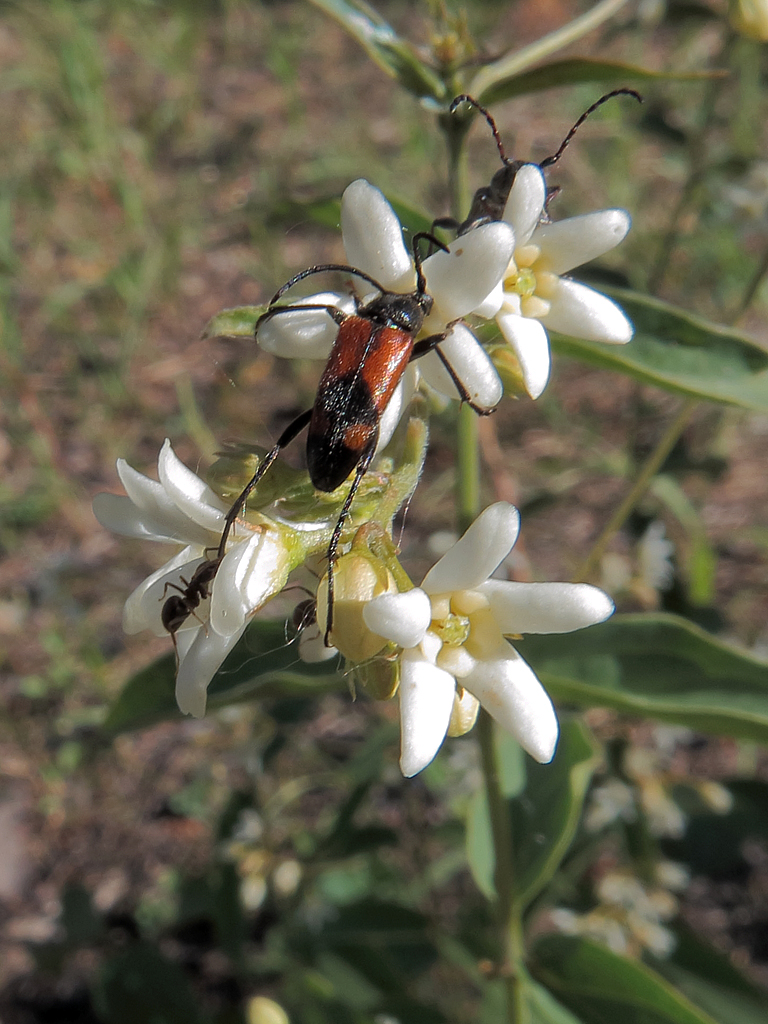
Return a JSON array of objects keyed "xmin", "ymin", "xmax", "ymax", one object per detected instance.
[
  {"xmin": 201, "ymin": 304, "xmax": 265, "ymax": 340},
  {"xmin": 650, "ymin": 928, "xmax": 768, "ymax": 1024},
  {"xmin": 650, "ymin": 475, "xmax": 716, "ymax": 605},
  {"xmin": 532, "ymin": 934, "xmax": 719, "ymax": 1024},
  {"xmin": 465, "ymin": 721, "xmax": 598, "ymax": 906},
  {"xmin": 511, "ymin": 719, "xmax": 600, "ymax": 908},
  {"xmin": 103, "ymin": 619, "xmax": 342, "ymax": 734},
  {"xmin": 476, "ymin": 57, "xmax": 721, "ymax": 107},
  {"xmin": 466, "ymin": 786, "xmax": 495, "ymax": 899},
  {"xmin": 305, "ymin": 0, "xmax": 444, "ymax": 101},
  {"xmin": 551, "ymin": 289, "xmax": 768, "ymax": 412},
  {"xmin": 526, "ymin": 977, "xmax": 588, "ymax": 1024},
  {"xmin": 516, "ymin": 613, "xmax": 768, "ymax": 744}
]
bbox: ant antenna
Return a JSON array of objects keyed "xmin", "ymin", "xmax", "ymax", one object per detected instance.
[
  {"xmin": 411, "ymin": 231, "xmax": 450, "ymax": 294},
  {"xmin": 450, "ymin": 94, "xmax": 510, "ymax": 166},
  {"xmin": 539, "ymin": 88, "xmax": 643, "ymax": 169}
]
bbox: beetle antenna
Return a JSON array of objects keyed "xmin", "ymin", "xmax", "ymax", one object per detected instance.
[
  {"xmin": 450, "ymin": 94, "xmax": 510, "ymax": 166},
  {"xmin": 269, "ymin": 264, "xmax": 386, "ymax": 305},
  {"xmin": 411, "ymin": 231, "xmax": 449, "ymax": 294},
  {"xmin": 539, "ymin": 88, "xmax": 643, "ymax": 169}
]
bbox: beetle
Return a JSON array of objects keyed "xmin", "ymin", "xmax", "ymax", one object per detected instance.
[
  {"xmin": 161, "ymin": 554, "xmax": 223, "ymax": 661},
  {"xmin": 437, "ymin": 88, "xmax": 642, "ymax": 237},
  {"xmin": 215, "ymin": 231, "xmax": 489, "ymax": 647}
]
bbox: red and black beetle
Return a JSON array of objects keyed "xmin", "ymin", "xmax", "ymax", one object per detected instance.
[
  {"xmin": 215, "ymin": 231, "xmax": 488, "ymax": 646},
  {"xmin": 438, "ymin": 89, "xmax": 642, "ymax": 237}
]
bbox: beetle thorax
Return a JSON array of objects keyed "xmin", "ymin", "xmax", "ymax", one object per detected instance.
[
  {"xmin": 360, "ymin": 289, "xmax": 433, "ymax": 335},
  {"xmin": 460, "ymin": 160, "xmax": 524, "ymax": 234}
]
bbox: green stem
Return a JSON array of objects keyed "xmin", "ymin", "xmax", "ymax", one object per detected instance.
[
  {"xmin": 442, "ymin": 111, "xmax": 525, "ymax": 1021},
  {"xmin": 573, "ymin": 397, "xmax": 696, "ymax": 583},
  {"xmin": 478, "ymin": 712, "xmax": 527, "ymax": 1023},
  {"xmin": 732, "ymin": 242, "xmax": 768, "ymax": 321}
]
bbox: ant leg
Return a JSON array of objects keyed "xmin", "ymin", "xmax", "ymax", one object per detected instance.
[
  {"xmin": 217, "ymin": 408, "xmax": 313, "ymax": 560},
  {"xmin": 161, "ymin": 576, "xmax": 190, "ymax": 599},
  {"xmin": 411, "ymin": 329, "xmax": 498, "ymax": 416},
  {"xmin": 323, "ymin": 443, "xmax": 376, "ymax": 647}
]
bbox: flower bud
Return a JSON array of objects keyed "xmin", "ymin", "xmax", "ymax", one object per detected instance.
[
  {"xmin": 317, "ymin": 552, "xmax": 398, "ymax": 663},
  {"xmin": 730, "ymin": 0, "xmax": 768, "ymax": 40},
  {"xmin": 447, "ymin": 687, "xmax": 480, "ymax": 737},
  {"xmin": 247, "ymin": 996, "xmax": 290, "ymax": 1024},
  {"xmin": 354, "ymin": 654, "xmax": 400, "ymax": 700}
]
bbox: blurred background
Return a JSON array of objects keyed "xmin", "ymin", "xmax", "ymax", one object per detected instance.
[{"xmin": 1, "ymin": 0, "xmax": 768, "ymax": 1021}]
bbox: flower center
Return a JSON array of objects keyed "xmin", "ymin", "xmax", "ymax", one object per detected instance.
[
  {"xmin": 431, "ymin": 610, "xmax": 471, "ymax": 647},
  {"xmin": 508, "ymin": 265, "xmax": 537, "ymax": 299}
]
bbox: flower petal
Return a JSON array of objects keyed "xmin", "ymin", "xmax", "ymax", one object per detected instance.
[
  {"xmin": 541, "ymin": 278, "xmax": 633, "ymax": 343},
  {"xmin": 298, "ymin": 626, "xmax": 339, "ymax": 663},
  {"xmin": 176, "ymin": 624, "xmax": 246, "ymax": 717},
  {"xmin": 257, "ymin": 292, "xmax": 352, "ymax": 359},
  {"xmin": 463, "ymin": 645, "xmax": 558, "ymax": 763},
  {"xmin": 473, "ymin": 280, "xmax": 504, "ymax": 318},
  {"xmin": 535, "ymin": 209, "xmax": 631, "ymax": 275},
  {"xmin": 209, "ymin": 529, "xmax": 289, "ymax": 636},
  {"xmin": 418, "ymin": 323, "xmax": 502, "ymax": 412},
  {"xmin": 341, "ymin": 179, "xmax": 415, "ymax": 293},
  {"xmin": 421, "ymin": 503, "xmax": 520, "ymax": 595},
  {"xmin": 496, "ymin": 310, "xmax": 551, "ymax": 399},
  {"xmin": 423, "ymin": 222, "xmax": 515, "ymax": 321},
  {"xmin": 398, "ymin": 650, "xmax": 456, "ymax": 777},
  {"xmin": 158, "ymin": 440, "xmax": 226, "ymax": 534},
  {"xmin": 478, "ymin": 580, "xmax": 614, "ymax": 634},
  {"xmin": 364, "ymin": 588, "xmax": 432, "ymax": 648},
  {"xmin": 123, "ymin": 547, "xmax": 200, "ymax": 635},
  {"xmin": 115, "ymin": 459, "xmax": 207, "ymax": 543},
  {"xmin": 92, "ymin": 493, "xmax": 190, "ymax": 543},
  {"xmin": 502, "ymin": 164, "xmax": 546, "ymax": 245}
]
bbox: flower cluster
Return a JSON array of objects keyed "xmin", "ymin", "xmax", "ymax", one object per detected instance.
[{"xmin": 95, "ymin": 127, "xmax": 632, "ymax": 776}]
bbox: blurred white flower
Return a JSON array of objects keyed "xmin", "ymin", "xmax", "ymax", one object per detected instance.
[
  {"xmin": 637, "ymin": 520, "xmax": 674, "ymax": 591},
  {"xmin": 478, "ymin": 163, "xmax": 633, "ymax": 398},
  {"xmin": 258, "ymin": 178, "xmax": 516, "ymax": 424},
  {"xmin": 585, "ymin": 778, "xmax": 637, "ymax": 832},
  {"xmin": 362, "ymin": 502, "xmax": 614, "ymax": 776},
  {"xmin": 93, "ymin": 440, "xmax": 291, "ymax": 718}
]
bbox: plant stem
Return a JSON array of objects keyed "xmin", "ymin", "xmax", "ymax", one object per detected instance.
[
  {"xmin": 478, "ymin": 712, "xmax": 527, "ymax": 1023},
  {"xmin": 442, "ymin": 111, "xmax": 525, "ymax": 1020},
  {"xmin": 573, "ymin": 397, "xmax": 696, "ymax": 582}
]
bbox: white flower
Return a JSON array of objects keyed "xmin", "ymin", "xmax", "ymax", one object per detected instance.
[
  {"xmin": 362, "ymin": 502, "xmax": 614, "ymax": 776},
  {"xmin": 93, "ymin": 440, "xmax": 291, "ymax": 718},
  {"xmin": 482, "ymin": 163, "xmax": 633, "ymax": 399},
  {"xmin": 258, "ymin": 179, "xmax": 516, "ymax": 425}
]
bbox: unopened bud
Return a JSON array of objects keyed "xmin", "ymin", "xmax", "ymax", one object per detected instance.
[
  {"xmin": 317, "ymin": 552, "xmax": 397, "ymax": 663},
  {"xmin": 447, "ymin": 687, "xmax": 480, "ymax": 737},
  {"xmin": 354, "ymin": 654, "xmax": 400, "ymax": 699},
  {"xmin": 247, "ymin": 996, "xmax": 290, "ymax": 1024}
]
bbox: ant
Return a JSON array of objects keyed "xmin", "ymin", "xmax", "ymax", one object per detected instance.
[
  {"xmin": 161, "ymin": 554, "xmax": 223, "ymax": 661},
  {"xmin": 438, "ymin": 88, "xmax": 643, "ymax": 237},
  {"xmin": 215, "ymin": 230, "xmax": 494, "ymax": 649}
]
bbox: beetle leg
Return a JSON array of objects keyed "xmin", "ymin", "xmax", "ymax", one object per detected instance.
[
  {"xmin": 411, "ymin": 327, "xmax": 498, "ymax": 416},
  {"xmin": 217, "ymin": 408, "xmax": 313, "ymax": 559},
  {"xmin": 323, "ymin": 441, "xmax": 377, "ymax": 648}
]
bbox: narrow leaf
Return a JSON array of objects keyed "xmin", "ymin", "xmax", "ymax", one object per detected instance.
[
  {"xmin": 511, "ymin": 719, "xmax": 600, "ymax": 908},
  {"xmin": 477, "ymin": 57, "xmax": 722, "ymax": 107},
  {"xmin": 201, "ymin": 305, "xmax": 264, "ymax": 340},
  {"xmin": 104, "ymin": 619, "xmax": 342, "ymax": 734},
  {"xmin": 516, "ymin": 613, "xmax": 768, "ymax": 744},
  {"xmin": 532, "ymin": 934, "xmax": 719, "ymax": 1024},
  {"xmin": 551, "ymin": 289, "xmax": 768, "ymax": 412},
  {"xmin": 306, "ymin": 0, "xmax": 444, "ymax": 101}
]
